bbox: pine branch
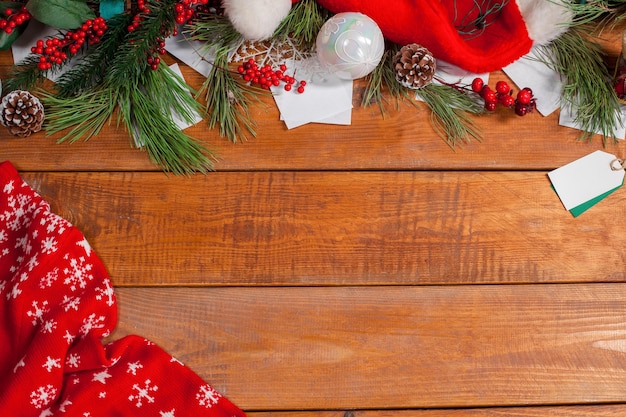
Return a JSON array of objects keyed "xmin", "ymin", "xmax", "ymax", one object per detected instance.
[
  {"xmin": 189, "ymin": 14, "xmax": 263, "ymax": 143},
  {"xmin": 416, "ymin": 84, "xmax": 484, "ymax": 149},
  {"xmin": 535, "ymin": 28, "xmax": 623, "ymax": 144},
  {"xmin": 4, "ymin": 54, "xmax": 49, "ymax": 92},
  {"xmin": 565, "ymin": 0, "xmax": 626, "ymax": 29},
  {"xmin": 361, "ymin": 45, "xmax": 415, "ymax": 116},
  {"xmin": 273, "ymin": 0, "xmax": 330, "ymax": 48},
  {"xmin": 55, "ymin": 13, "xmax": 133, "ymax": 97}
]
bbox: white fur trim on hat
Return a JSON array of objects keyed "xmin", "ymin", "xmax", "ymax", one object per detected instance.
[
  {"xmin": 223, "ymin": 0, "xmax": 292, "ymax": 41},
  {"xmin": 516, "ymin": 0, "xmax": 574, "ymax": 46}
]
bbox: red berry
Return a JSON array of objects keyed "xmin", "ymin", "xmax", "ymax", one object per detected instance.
[
  {"xmin": 484, "ymin": 101, "xmax": 497, "ymax": 112},
  {"xmin": 516, "ymin": 89, "xmax": 532, "ymax": 105},
  {"xmin": 297, "ymin": 86, "xmax": 305, "ymax": 94},
  {"xmin": 482, "ymin": 89, "xmax": 497, "ymax": 104},
  {"xmin": 471, "ymin": 77, "xmax": 483, "ymax": 93},
  {"xmin": 284, "ymin": 84, "xmax": 292, "ymax": 92},
  {"xmin": 300, "ymin": 80, "xmax": 307, "ymax": 87},
  {"xmin": 495, "ymin": 81, "xmax": 510, "ymax": 95}
]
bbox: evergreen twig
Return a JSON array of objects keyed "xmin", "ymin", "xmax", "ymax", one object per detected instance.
[
  {"xmin": 535, "ymin": 28, "xmax": 623, "ymax": 144},
  {"xmin": 273, "ymin": 0, "xmax": 330, "ymax": 48},
  {"xmin": 416, "ymin": 84, "xmax": 485, "ymax": 149},
  {"xmin": 189, "ymin": 14, "xmax": 263, "ymax": 143}
]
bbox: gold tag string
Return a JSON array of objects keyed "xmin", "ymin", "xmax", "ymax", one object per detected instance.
[{"xmin": 610, "ymin": 158, "xmax": 626, "ymax": 171}]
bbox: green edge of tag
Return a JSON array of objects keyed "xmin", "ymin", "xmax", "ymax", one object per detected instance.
[{"xmin": 569, "ymin": 181, "xmax": 623, "ymax": 217}]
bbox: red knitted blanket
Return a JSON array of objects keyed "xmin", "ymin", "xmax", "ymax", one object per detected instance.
[{"xmin": 0, "ymin": 161, "xmax": 246, "ymax": 417}]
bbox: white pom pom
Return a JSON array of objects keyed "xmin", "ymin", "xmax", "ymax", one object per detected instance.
[
  {"xmin": 223, "ymin": 0, "xmax": 292, "ymax": 41},
  {"xmin": 516, "ymin": 0, "xmax": 574, "ymax": 46}
]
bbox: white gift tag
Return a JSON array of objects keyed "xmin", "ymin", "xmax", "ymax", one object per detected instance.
[{"xmin": 548, "ymin": 150, "xmax": 625, "ymax": 212}]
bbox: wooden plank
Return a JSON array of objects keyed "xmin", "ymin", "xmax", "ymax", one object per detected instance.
[
  {"xmin": 2, "ymin": 51, "xmax": 626, "ymax": 172},
  {"xmin": 22, "ymin": 171, "xmax": 626, "ymax": 286},
  {"xmin": 249, "ymin": 407, "xmax": 626, "ymax": 417},
  {"xmin": 110, "ymin": 285, "xmax": 626, "ymax": 410}
]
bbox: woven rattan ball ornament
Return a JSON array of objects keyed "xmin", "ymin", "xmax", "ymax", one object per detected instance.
[
  {"xmin": 0, "ymin": 90, "xmax": 45, "ymax": 137},
  {"xmin": 393, "ymin": 44, "xmax": 436, "ymax": 89}
]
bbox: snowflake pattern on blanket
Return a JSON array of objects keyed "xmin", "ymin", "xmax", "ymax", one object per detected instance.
[{"xmin": 0, "ymin": 161, "xmax": 246, "ymax": 417}]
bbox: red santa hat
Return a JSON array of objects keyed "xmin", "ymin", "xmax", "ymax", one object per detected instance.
[
  {"xmin": 223, "ymin": 0, "xmax": 573, "ymax": 74},
  {"xmin": 0, "ymin": 161, "xmax": 246, "ymax": 417}
]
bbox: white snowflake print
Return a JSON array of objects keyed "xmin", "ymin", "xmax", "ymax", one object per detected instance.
[
  {"xmin": 63, "ymin": 330, "xmax": 75, "ymax": 345},
  {"xmin": 99, "ymin": 392, "xmax": 106, "ymax": 399},
  {"xmin": 30, "ymin": 385, "xmax": 57, "ymax": 409},
  {"xmin": 79, "ymin": 313, "xmax": 106, "ymax": 336},
  {"xmin": 6, "ymin": 281, "xmax": 22, "ymax": 300},
  {"xmin": 160, "ymin": 410, "xmax": 176, "ymax": 417},
  {"xmin": 26, "ymin": 253, "xmax": 39, "ymax": 271},
  {"xmin": 41, "ymin": 212, "xmax": 68, "ymax": 235},
  {"xmin": 92, "ymin": 369, "xmax": 112, "ymax": 384},
  {"xmin": 15, "ymin": 234, "xmax": 32, "ymax": 255},
  {"xmin": 66, "ymin": 353, "xmax": 81, "ymax": 368},
  {"xmin": 196, "ymin": 384, "xmax": 222, "ymax": 408},
  {"xmin": 76, "ymin": 238, "xmax": 92, "ymax": 256},
  {"xmin": 126, "ymin": 361, "xmax": 143, "ymax": 375},
  {"xmin": 27, "ymin": 300, "xmax": 49, "ymax": 325},
  {"xmin": 61, "ymin": 295, "xmax": 81, "ymax": 312},
  {"xmin": 42, "ymin": 356, "xmax": 61, "ymax": 372},
  {"xmin": 63, "ymin": 255, "xmax": 94, "ymax": 292},
  {"xmin": 40, "ymin": 319, "xmax": 57, "ymax": 334},
  {"xmin": 95, "ymin": 279, "xmax": 115, "ymax": 307},
  {"xmin": 2, "ymin": 191, "xmax": 35, "ymax": 232},
  {"xmin": 58, "ymin": 399, "xmax": 72, "ymax": 412},
  {"xmin": 39, "ymin": 268, "xmax": 59, "ymax": 289},
  {"xmin": 13, "ymin": 356, "xmax": 25, "ymax": 373},
  {"xmin": 40, "ymin": 235, "xmax": 58, "ymax": 255},
  {"xmin": 128, "ymin": 379, "xmax": 158, "ymax": 408},
  {"xmin": 39, "ymin": 408, "xmax": 53, "ymax": 417}
]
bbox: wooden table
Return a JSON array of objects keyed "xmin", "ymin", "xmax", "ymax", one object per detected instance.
[{"xmin": 3, "ymin": 28, "xmax": 626, "ymax": 416}]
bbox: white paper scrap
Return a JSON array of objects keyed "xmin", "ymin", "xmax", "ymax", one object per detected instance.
[
  {"xmin": 548, "ymin": 150, "xmax": 625, "ymax": 210},
  {"xmin": 503, "ymin": 48, "xmax": 562, "ymax": 116}
]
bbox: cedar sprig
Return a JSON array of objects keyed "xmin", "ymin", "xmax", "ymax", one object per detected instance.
[
  {"xmin": 416, "ymin": 84, "xmax": 485, "ymax": 149},
  {"xmin": 273, "ymin": 0, "xmax": 330, "ymax": 48},
  {"xmin": 535, "ymin": 28, "xmax": 623, "ymax": 144}
]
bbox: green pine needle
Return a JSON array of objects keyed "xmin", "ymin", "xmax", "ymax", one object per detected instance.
[
  {"xmin": 189, "ymin": 14, "xmax": 263, "ymax": 143},
  {"xmin": 416, "ymin": 84, "xmax": 485, "ymax": 149},
  {"xmin": 273, "ymin": 0, "xmax": 330, "ymax": 48},
  {"xmin": 535, "ymin": 28, "xmax": 623, "ymax": 144}
]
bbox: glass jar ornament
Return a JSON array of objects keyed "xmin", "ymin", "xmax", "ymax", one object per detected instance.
[{"xmin": 316, "ymin": 12, "xmax": 385, "ymax": 80}]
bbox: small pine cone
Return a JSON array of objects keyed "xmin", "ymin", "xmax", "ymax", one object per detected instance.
[
  {"xmin": 0, "ymin": 90, "xmax": 45, "ymax": 138},
  {"xmin": 393, "ymin": 44, "xmax": 436, "ymax": 89}
]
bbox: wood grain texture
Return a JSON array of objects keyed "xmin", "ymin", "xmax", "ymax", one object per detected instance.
[
  {"xmin": 111, "ymin": 285, "xmax": 626, "ymax": 410},
  {"xmin": 21, "ymin": 170, "xmax": 626, "ymax": 286},
  {"xmin": 2, "ymin": 50, "xmax": 626, "ymax": 173},
  {"xmin": 249, "ymin": 407, "xmax": 626, "ymax": 417}
]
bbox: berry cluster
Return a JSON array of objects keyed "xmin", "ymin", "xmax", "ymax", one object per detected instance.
[
  {"xmin": 471, "ymin": 78, "xmax": 536, "ymax": 116},
  {"xmin": 237, "ymin": 60, "xmax": 306, "ymax": 93},
  {"xmin": 31, "ymin": 17, "xmax": 108, "ymax": 71},
  {"xmin": 0, "ymin": 5, "xmax": 31, "ymax": 34}
]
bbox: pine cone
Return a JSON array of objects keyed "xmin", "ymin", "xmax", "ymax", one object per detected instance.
[
  {"xmin": 393, "ymin": 44, "xmax": 436, "ymax": 89},
  {"xmin": 0, "ymin": 90, "xmax": 45, "ymax": 138}
]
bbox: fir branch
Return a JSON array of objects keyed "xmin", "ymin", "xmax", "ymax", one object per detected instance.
[
  {"xmin": 361, "ymin": 45, "xmax": 414, "ymax": 116},
  {"xmin": 41, "ymin": 88, "xmax": 118, "ymax": 142},
  {"xmin": 273, "ymin": 0, "xmax": 330, "ymax": 48},
  {"xmin": 55, "ymin": 13, "xmax": 133, "ymax": 97},
  {"xmin": 105, "ymin": 0, "xmax": 178, "ymax": 85},
  {"xmin": 189, "ymin": 14, "xmax": 262, "ymax": 143},
  {"xmin": 565, "ymin": 0, "xmax": 626, "ymax": 29},
  {"xmin": 4, "ymin": 54, "xmax": 50, "ymax": 92},
  {"xmin": 199, "ymin": 51, "xmax": 260, "ymax": 143},
  {"xmin": 122, "ymin": 82, "xmax": 216, "ymax": 175},
  {"xmin": 535, "ymin": 28, "xmax": 623, "ymax": 143},
  {"xmin": 416, "ymin": 84, "xmax": 484, "ymax": 149}
]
